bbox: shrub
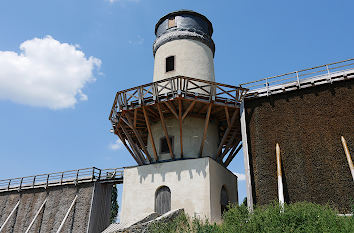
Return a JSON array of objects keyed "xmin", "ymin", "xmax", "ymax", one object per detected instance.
[{"xmin": 148, "ymin": 202, "xmax": 354, "ymax": 233}]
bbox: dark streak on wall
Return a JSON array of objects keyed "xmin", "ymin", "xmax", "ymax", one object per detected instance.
[{"xmin": 245, "ymin": 79, "xmax": 354, "ymax": 213}]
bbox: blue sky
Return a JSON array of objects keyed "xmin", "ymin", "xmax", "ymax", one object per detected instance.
[{"xmin": 0, "ymin": 0, "xmax": 353, "ymax": 212}]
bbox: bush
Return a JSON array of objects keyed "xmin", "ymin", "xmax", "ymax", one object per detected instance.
[{"xmin": 148, "ymin": 202, "xmax": 353, "ymax": 233}]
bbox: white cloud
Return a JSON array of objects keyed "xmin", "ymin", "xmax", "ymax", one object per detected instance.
[
  {"xmin": 109, "ymin": 139, "xmax": 124, "ymax": 150},
  {"xmin": 233, "ymin": 172, "xmax": 246, "ymax": 181},
  {"xmin": 0, "ymin": 36, "xmax": 101, "ymax": 109}
]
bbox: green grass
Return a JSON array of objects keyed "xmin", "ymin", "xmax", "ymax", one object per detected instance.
[{"xmin": 148, "ymin": 202, "xmax": 354, "ymax": 233}]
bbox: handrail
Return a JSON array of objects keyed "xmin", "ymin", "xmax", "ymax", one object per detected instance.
[
  {"xmin": 0, "ymin": 167, "xmax": 123, "ymax": 192},
  {"xmin": 241, "ymin": 58, "xmax": 354, "ymax": 86},
  {"xmin": 109, "ymin": 75, "xmax": 248, "ymax": 120}
]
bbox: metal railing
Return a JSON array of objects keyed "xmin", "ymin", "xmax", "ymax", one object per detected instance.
[
  {"xmin": 240, "ymin": 58, "xmax": 354, "ymax": 97},
  {"xmin": 0, "ymin": 167, "xmax": 123, "ymax": 192},
  {"xmin": 109, "ymin": 76, "xmax": 248, "ymax": 120}
]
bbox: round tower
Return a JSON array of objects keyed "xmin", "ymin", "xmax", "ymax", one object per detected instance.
[
  {"xmin": 153, "ymin": 10, "xmax": 215, "ymax": 82},
  {"xmin": 109, "ymin": 10, "xmax": 248, "ymax": 224}
]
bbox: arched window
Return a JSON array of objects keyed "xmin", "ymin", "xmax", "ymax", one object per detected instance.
[
  {"xmin": 220, "ymin": 185, "xmax": 229, "ymax": 215},
  {"xmin": 155, "ymin": 186, "xmax": 171, "ymax": 215}
]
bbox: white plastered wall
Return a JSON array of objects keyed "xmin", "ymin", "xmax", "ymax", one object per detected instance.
[
  {"xmin": 147, "ymin": 117, "xmax": 219, "ymax": 161},
  {"xmin": 120, "ymin": 157, "xmax": 238, "ymax": 225},
  {"xmin": 153, "ymin": 39, "xmax": 215, "ymax": 82}
]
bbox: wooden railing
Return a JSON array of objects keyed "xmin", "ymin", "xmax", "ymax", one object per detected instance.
[
  {"xmin": 0, "ymin": 167, "xmax": 123, "ymax": 192},
  {"xmin": 240, "ymin": 58, "xmax": 354, "ymax": 97},
  {"xmin": 109, "ymin": 76, "xmax": 248, "ymax": 121}
]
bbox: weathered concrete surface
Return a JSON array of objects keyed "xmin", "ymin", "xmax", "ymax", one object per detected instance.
[
  {"xmin": 120, "ymin": 157, "xmax": 237, "ymax": 225},
  {"xmin": 104, "ymin": 209, "xmax": 184, "ymax": 233},
  {"xmin": 245, "ymin": 79, "xmax": 354, "ymax": 212},
  {"xmin": 0, "ymin": 182, "xmax": 112, "ymax": 232}
]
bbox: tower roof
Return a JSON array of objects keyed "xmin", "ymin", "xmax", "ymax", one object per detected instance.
[{"xmin": 154, "ymin": 10, "xmax": 213, "ymax": 35}]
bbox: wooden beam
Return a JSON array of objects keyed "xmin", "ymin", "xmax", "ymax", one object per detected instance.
[
  {"xmin": 216, "ymin": 109, "xmax": 238, "ymax": 156},
  {"xmin": 119, "ymin": 124, "xmax": 145, "ymax": 164},
  {"xmin": 198, "ymin": 103, "xmax": 210, "ymax": 114},
  {"xmin": 115, "ymin": 128, "xmax": 142, "ymax": 165},
  {"xmin": 143, "ymin": 106, "xmax": 158, "ymax": 161},
  {"xmin": 219, "ymin": 130, "xmax": 240, "ymax": 161},
  {"xmin": 157, "ymin": 104, "xmax": 174, "ymax": 159},
  {"xmin": 182, "ymin": 100, "xmax": 196, "ymax": 121},
  {"xmin": 164, "ymin": 101, "xmax": 179, "ymax": 119},
  {"xmin": 178, "ymin": 99, "xmax": 183, "ymax": 158},
  {"xmin": 224, "ymin": 142, "xmax": 242, "ymax": 167},
  {"xmin": 199, "ymin": 103, "xmax": 212, "ymax": 157},
  {"xmin": 124, "ymin": 114, "xmax": 152, "ymax": 162},
  {"xmin": 240, "ymin": 101, "xmax": 253, "ymax": 212},
  {"xmin": 145, "ymin": 106, "xmax": 160, "ymax": 119},
  {"xmin": 133, "ymin": 109, "xmax": 138, "ymax": 128},
  {"xmin": 225, "ymin": 106, "xmax": 231, "ymax": 127}
]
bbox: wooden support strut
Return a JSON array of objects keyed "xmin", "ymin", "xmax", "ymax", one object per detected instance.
[
  {"xmin": 225, "ymin": 106, "xmax": 231, "ymax": 127},
  {"xmin": 120, "ymin": 124, "xmax": 146, "ymax": 164},
  {"xmin": 157, "ymin": 104, "xmax": 174, "ymax": 159},
  {"xmin": 182, "ymin": 100, "xmax": 196, "ymax": 121},
  {"xmin": 224, "ymin": 143, "xmax": 242, "ymax": 167},
  {"xmin": 56, "ymin": 195, "xmax": 78, "ymax": 233},
  {"xmin": 116, "ymin": 128, "xmax": 142, "ymax": 165},
  {"xmin": 124, "ymin": 114, "xmax": 153, "ymax": 162},
  {"xmin": 25, "ymin": 197, "xmax": 47, "ymax": 233},
  {"xmin": 143, "ymin": 106, "xmax": 158, "ymax": 161},
  {"xmin": 0, "ymin": 200, "xmax": 20, "ymax": 232},
  {"xmin": 178, "ymin": 99, "xmax": 183, "ymax": 158},
  {"xmin": 164, "ymin": 101, "xmax": 178, "ymax": 119},
  {"xmin": 216, "ymin": 109, "xmax": 238, "ymax": 157},
  {"xmin": 199, "ymin": 103, "xmax": 212, "ymax": 157}
]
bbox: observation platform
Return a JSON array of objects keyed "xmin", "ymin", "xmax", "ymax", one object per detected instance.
[{"xmin": 109, "ymin": 76, "xmax": 248, "ymax": 166}]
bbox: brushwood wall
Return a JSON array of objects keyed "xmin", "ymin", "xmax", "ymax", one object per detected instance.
[
  {"xmin": 245, "ymin": 79, "xmax": 354, "ymax": 212},
  {"xmin": 0, "ymin": 182, "xmax": 112, "ymax": 233}
]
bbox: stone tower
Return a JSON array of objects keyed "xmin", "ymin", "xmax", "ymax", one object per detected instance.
[{"xmin": 109, "ymin": 10, "xmax": 248, "ymax": 224}]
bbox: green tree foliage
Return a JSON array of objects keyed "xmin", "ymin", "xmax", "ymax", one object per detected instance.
[
  {"xmin": 110, "ymin": 185, "xmax": 119, "ymax": 223},
  {"xmin": 148, "ymin": 202, "xmax": 354, "ymax": 233}
]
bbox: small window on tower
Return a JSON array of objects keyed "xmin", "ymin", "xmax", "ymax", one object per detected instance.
[
  {"xmin": 168, "ymin": 16, "xmax": 176, "ymax": 29},
  {"xmin": 160, "ymin": 136, "xmax": 173, "ymax": 154},
  {"xmin": 166, "ymin": 56, "xmax": 175, "ymax": 72}
]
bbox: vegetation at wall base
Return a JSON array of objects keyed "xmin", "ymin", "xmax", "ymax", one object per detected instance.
[
  {"xmin": 148, "ymin": 202, "xmax": 353, "ymax": 233},
  {"xmin": 110, "ymin": 184, "xmax": 119, "ymax": 223}
]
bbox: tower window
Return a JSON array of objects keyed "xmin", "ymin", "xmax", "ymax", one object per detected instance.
[
  {"xmin": 160, "ymin": 136, "xmax": 173, "ymax": 154},
  {"xmin": 168, "ymin": 16, "xmax": 176, "ymax": 29},
  {"xmin": 166, "ymin": 56, "xmax": 175, "ymax": 72}
]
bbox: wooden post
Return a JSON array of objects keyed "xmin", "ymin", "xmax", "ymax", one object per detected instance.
[
  {"xmin": 276, "ymin": 143, "xmax": 284, "ymax": 212},
  {"xmin": 199, "ymin": 103, "xmax": 212, "ymax": 157},
  {"xmin": 341, "ymin": 136, "xmax": 354, "ymax": 181},
  {"xmin": 143, "ymin": 106, "xmax": 158, "ymax": 161},
  {"xmin": 178, "ymin": 99, "xmax": 183, "ymax": 158},
  {"xmin": 240, "ymin": 101, "xmax": 253, "ymax": 212},
  {"xmin": 157, "ymin": 104, "xmax": 174, "ymax": 159}
]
